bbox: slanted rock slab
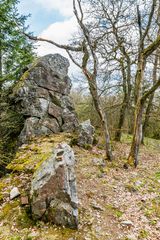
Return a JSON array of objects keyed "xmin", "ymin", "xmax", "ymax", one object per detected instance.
[{"xmin": 30, "ymin": 143, "xmax": 78, "ymax": 229}]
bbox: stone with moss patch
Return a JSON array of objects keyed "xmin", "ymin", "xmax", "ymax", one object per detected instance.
[{"xmin": 30, "ymin": 142, "xmax": 78, "ymax": 229}]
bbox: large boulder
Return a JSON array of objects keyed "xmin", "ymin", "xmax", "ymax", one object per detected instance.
[
  {"xmin": 77, "ymin": 119, "xmax": 95, "ymax": 147},
  {"xmin": 12, "ymin": 54, "xmax": 78, "ymax": 143},
  {"xmin": 30, "ymin": 143, "xmax": 78, "ymax": 229}
]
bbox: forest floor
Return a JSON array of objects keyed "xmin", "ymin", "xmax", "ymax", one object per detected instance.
[{"xmin": 0, "ymin": 133, "xmax": 160, "ymax": 240}]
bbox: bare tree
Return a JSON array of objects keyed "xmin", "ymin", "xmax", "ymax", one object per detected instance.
[
  {"xmin": 128, "ymin": 0, "xmax": 160, "ymax": 167},
  {"xmin": 86, "ymin": 0, "xmax": 134, "ymax": 141}
]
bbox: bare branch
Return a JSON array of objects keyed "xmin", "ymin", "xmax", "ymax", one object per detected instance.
[
  {"xmin": 142, "ymin": 0, "xmax": 157, "ymax": 42},
  {"xmin": 23, "ymin": 32, "xmax": 82, "ymax": 52},
  {"xmin": 143, "ymin": 34, "xmax": 160, "ymax": 58},
  {"xmin": 137, "ymin": 5, "xmax": 142, "ymax": 43},
  {"xmin": 66, "ymin": 50, "xmax": 82, "ymax": 69},
  {"xmin": 141, "ymin": 77, "xmax": 160, "ymax": 103}
]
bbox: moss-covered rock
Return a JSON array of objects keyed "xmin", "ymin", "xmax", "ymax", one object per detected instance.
[{"xmin": 6, "ymin": 133, "xmax": 72, "ymax": 173}]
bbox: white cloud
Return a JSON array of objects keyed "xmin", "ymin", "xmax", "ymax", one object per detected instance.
[
  {"xmin": 35, "ymin": 17, "xmax": 80, "ymax": 76},
  {"xmin": 36, "ymin": 0, "xmax": 73, "ymax": 17}
]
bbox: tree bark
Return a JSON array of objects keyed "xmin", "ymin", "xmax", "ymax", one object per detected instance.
[
  {"xmin": 84, "ymin": 71, "xmax": 113, "ymax": 161},
  {"xmin": 0, "ymin": 38, "xmax": 2, "ymax": 91},
  {"xmin": 115, "ymin": 59, "xmax": 131, "ymax": 141},
  {"xmin": 128, "ymin": 62, "xmax": 160, "ymax": 166},
  {"xmin": 141, "ymin": 47, "xmax": 160, "ymax": 144},
  {"xmin": 115, "ymin": 72, "xmax": 131, "ymax": 141},
  {"xmin": 128, "ymin": 101, "xmax": 144, "ymax": 167},
  {"xmin": 115, "ymin": 98, "xmax": 128, "ymax": 141},
  {"xmin": 141, "ymin": 93, "xmax": 154, "ymax": 144},
  {"xmin": 127, "ymin": 52, "xmax": 145, "ymax": 166}
]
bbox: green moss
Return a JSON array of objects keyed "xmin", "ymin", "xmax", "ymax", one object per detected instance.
[
  {"xmin": 115, "ymin": 209, "xmax": 123, "ymax": 218},
  {"xmin": 6, "ymin": 133, "xmax": 73, "ymax": 173},
  {"xmin": 149, "ymin": 219, "xmax": 157, "ymax": 225},
  {"xmin": 144, "ymin": 208, "xmax": 153, "ymax": 218},
  {"xmin": 0, "ymin": 201, "xmax": 19, "ymax": 221},
  {"xmin": 125, "ymin": 183, "xmax": 138, "ymax": 192},
  {"xmin": 0, "ymin": 182, "xmax": 7, "ymax": 192},
  {"xmin": 49, "ymin": 94, "xmax": 61, "ymax": 107},
  {"xmin": 84, "ymin": 172, "xmax": 93, "ymax": 179},
  {"xmin": 0, "ymin": 193, "xmax": 3, "ymax": 202},
  {"xmin": 69, "ymin": 137, "xmax": 78, "ymax": 146},
  {"xmin": 92, "ymin": 136, "xmax": 98, "ymax": 145},
  {"xmin": 105, "ymin": 204, "xmax": 123, "ymax": 218},
  {"xmin": 83, "ymin": 144, "xmax": 92, "ymax": 150},
  {"xmin": 99, "ymin": 165, "xmax": 109, "ymax": 174},
  {"xmin": 7, "ymin": 141, "xmax": 53, "ymax": 173},
  {"xmin": 20, "ymin": 70, "xmax": 30, "ymax": 82},
  {"xmin": 16, "ymin": 209, "xmax": 34, "ymax": 229},
  {"xmin": 9, "ymin": 237, "xmax": 21, "ymax": 240},
  {"xmin": 11, "ymin": 70, "xmax": 30, "ymax": 97},
  {"xmin": 155, "ymin": 171, "xmax": 160, "ymax": 180},
  {"xmin": 138, "ymin": 229, "xmax": 148, "ymax": 239},
  {"xmin": 151, "ymin": 198, "xmax": 160, "ymax": 218},
  {"xmin": 143, "ymin": 196, "xmax": 160, "ymax": 221}
]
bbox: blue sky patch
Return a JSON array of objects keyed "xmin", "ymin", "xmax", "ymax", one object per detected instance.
[{"xmin": 18, "ymin": 0, "xmax": 65, "ymax": 34}]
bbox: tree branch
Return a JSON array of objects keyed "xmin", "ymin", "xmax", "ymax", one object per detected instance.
[
  {"xmin": 143, "ymin": 35, "xmax": 160, "ymax": 58},
  {"xmin": 141, "ymin": 77, "xmax": 160, "ymax": 103},
  {"xmin": 23, "ymin": 32, "xmax": 82, "ymax": 52}
]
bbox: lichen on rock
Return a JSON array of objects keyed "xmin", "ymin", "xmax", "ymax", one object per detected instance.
[
  {"xmin": 30, "ymin": 142, "xmax": 78, "ymax": 229},
  {"xmin": 12, "ymin": 54, "xmax": 79, "ymax": 144}
]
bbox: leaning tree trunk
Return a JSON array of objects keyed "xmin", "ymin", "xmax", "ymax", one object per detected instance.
[
  {"xmin": 85, "ymin": 72, "xmax": 113, "ymax": 161},
  {"xmin": 101, "ymin": 112, "xmax": 113, "ymax": 161}
]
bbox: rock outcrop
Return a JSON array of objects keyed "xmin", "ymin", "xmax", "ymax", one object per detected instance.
[
  {"xmin": 77, "ymin": 119, "xmax": 95, "ymax": 147},
  {"xmin": 12, "ymin": 54, "xmax": 78, "ymax": 143},
  {"xmin": 30, "ymin": 143, "xmax": 78, "ymax": 229}
]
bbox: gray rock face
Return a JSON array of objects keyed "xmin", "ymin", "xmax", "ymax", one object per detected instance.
[
  {"xmin": 13, "ymin": 54, "xmax": 78, "ymax": 143},
  {"xmin": 30, "ymin": 143, "xmax": 78, "ymax": 229},
  {"xmin": 78, "ymin": 120, "xmax": 95, "ymax": 147}
]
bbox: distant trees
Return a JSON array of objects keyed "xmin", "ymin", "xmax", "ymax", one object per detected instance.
[{"xmin": 0, "ymin": 0, "xmax": 35, "ymax": 90}]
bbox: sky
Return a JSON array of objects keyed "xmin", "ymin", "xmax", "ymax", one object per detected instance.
[{"xmin": 18, "ymin": 0, "xmax": 80, "ymax": 76}]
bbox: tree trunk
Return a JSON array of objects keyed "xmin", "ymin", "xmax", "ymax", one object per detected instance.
[
  {"xmin": 0, "ymin": 39, "xmax": 2, "ymax": 91},
  {"xmin": 102, "ymin": 112, "xmax": 113, "ymax": 161},
  {"xmin": 85, "ymin": 72, "xmax": 113, "ymax": 161},
  {"xmin": 141, "ymin": 94, "xmax": 154, "ymax": 144},
  {"xmin": 127, "ymin": 53, "xmax": 145, "ymax": 166},
  {"xmin": 141, "ymin": 48, "xmax": 159, "ymax": 144},
  {"xmin": 128, "ymin": 101, "xmax": 144, "ymax": 167},
  {"xmin": 115, "ymin": 57, "xmax": 131, "ymax": 141},
  {"xmin": 115, "ymin": 99, "xmax": 127, "ymax": 141}
]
